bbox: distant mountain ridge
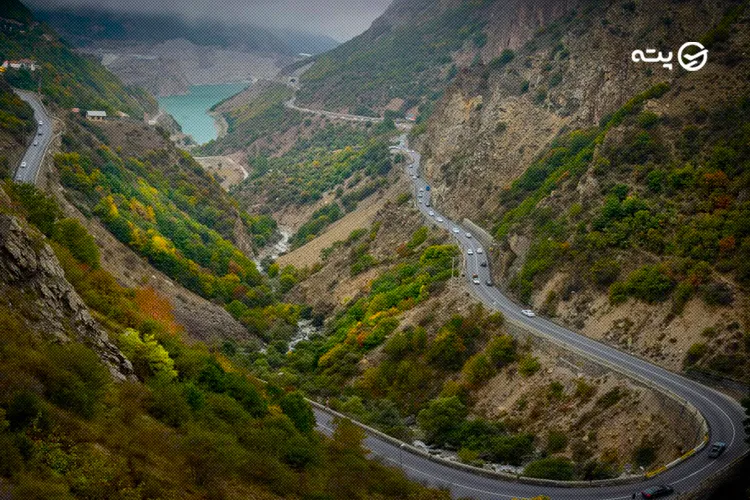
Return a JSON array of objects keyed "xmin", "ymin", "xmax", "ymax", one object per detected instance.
[{"xmin": 33, "ymin": 8, "xmax": 340, "ymax": 56}]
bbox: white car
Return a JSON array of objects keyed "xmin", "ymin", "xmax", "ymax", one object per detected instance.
[
  {"xmin": 465, "ymin": 233, "xmax": 472, "ymax": 238},
  {"xmin": 429, "ymin": 210, "xmax": 435, "ymax": 216},
  {"xmin": 473, "ymin": 277, "xmax": 481, "ymax": 285},
  {"xmin": 476, "ymin": 248, "xmax": 483, "ymax": 254},
  {"xmin": 467, "ymin": 249, "xmax": 474, "ymax": 255},
  {"xmin": 20, "ymin": 161, "xmax": 26, "ymax": 168},
  {"xmin": 33, "ymin": 141, "xmax": 38, "ymax": 146},
  {"xmin": 521, "ymin": 309, "xmax": 536, "ymax": 318},
  {"xmin": 419, "ymin": 188, "xmax": 424, "ymax": 192},
  {"xmin": 38, "ymin": 120, "xmax": 43, "ymax": 125},
  {"xmin": 412, "ymin": 175, "xmax": 417, "ymax": 179},
  {"xmin": 437, "ymin": 217, "xmax": 444, "ymax": 223},
  {"xmin": 452, "ymin": 227, "xmax": 460, "ymax": 234}
]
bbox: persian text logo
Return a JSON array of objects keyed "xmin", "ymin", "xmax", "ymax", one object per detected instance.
[
  {"xmin": 677, "ymin": 42, "xmax": 708, "ymax": 71},
  {"xmin": 631, "ymin": 42, "xmax": 708, "ymax": 71}
]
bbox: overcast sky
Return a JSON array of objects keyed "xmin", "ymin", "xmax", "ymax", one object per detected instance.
[{"xmin": 26, "ymin": 0, "xmax": 393, "ymax": 41}]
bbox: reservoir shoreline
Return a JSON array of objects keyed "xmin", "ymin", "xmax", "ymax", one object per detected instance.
[{"xmin": 157, "ymin": 82, "xmax": 249, "ymax": 145}]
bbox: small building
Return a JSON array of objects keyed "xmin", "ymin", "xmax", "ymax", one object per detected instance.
[
  {"xmin": 86, "ymin": 110, "xmax": 107, "ymax": 121},
  {"xmin": 2, "ymin": 59, "xmax": 36, "ymax": 71}
]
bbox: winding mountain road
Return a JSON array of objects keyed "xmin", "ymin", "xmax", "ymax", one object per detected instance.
[
  {"xmin": 13, "ymin": 89, "xmax": 53, "ymax": 185},
  {"xmin": 312, "ymin": 139, "xmax": 747, "ymax": 500}
]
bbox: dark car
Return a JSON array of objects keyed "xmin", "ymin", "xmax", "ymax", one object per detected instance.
[
  {"xmin": 480, "ymin": 261, "xmax": 487, "ymax": 267},
  {"xmin": 485, "ymin": 280, "xmax": 493, "ymax": 286},
  {"xmin": 708, "ymin": 442, "xmax": 726, "ymax": 458},
  {"xmin": 641, "ymin": 485, "xmax": 674, "ymax": 498}
]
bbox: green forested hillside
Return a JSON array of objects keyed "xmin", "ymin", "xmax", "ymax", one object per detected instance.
[
  {"xmin": 0, "ymin": 184, "xmax": 449, "ymax": 500},
  {"xmin": 197, "ymin": 82, "xmax": 296, "ymax": 156},
  {"xmin": 494, "ymin": 86, "xmax": 750, "ymax": 380},
  {"xmin": 0, "ymin": 0, "xmax": 155, "ymax": 116},
  {"xmin": 55, "ymin": 117, "xmax": 291, "ymax": 339},
  {"xmin": 0, "ymin": 77, "xmax": 34, "ymax": 177},
  {"xmin": 295, "ymin": 0, "xmax": 490, "ymax": 115}
]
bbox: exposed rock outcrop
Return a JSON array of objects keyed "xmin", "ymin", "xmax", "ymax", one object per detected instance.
[{"xmin": 0, "ymin": 214, "xmax": 135, "ymax": 381}]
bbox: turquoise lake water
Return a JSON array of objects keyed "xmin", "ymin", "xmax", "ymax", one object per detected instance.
[{"xmin": 157, "ymin": 82, "xmax": 249, "ymax": 145}]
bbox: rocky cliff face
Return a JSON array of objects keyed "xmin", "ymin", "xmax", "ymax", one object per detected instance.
[
  {"xmin": 418, "ymin": 0, "xmax": 750, "ymax": 375},
  {"xmin": 0, "ymin": 213, "xmax": 135, "ymax": 381},
  {"xmin": 421, "ymin": 0, "xmax": 732, "ymax": 222}
]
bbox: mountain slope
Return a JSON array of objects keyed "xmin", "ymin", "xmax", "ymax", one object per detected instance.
[
  {"xmin": 415, "ymin": 0, "xmax": 750, "ymax": 378},
  {"xmin": 293, "ymin": 0, "xmax": 578, "ymax": 116},
  {"xmin": 0, "ymin": 0, "xmax": 155, "ymax": 116},
  {"xmin": 0, "ymin": 186, "xmax": 444, "ymax": 500},
  {"xmin": 0, "ymin": 77, "xmax": 35, "ymax": 178}
]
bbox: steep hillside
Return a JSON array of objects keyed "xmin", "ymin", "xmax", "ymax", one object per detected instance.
[
  {"xmin": 0, "ymin": 0, "xmax": 155, "ymax": 116},
  {"xmin": 0, "ymin": 77, "xmax": 35, "ymax": 178},
  {"xmin": 416, "ymin": 0, "xmax": 750, "ymax": 378},
  {"xmin": 293, "ymin": 0, "xmax": 579, "ymax": 116},
  {"xmin": 240, "ymin": 187, "xmax": 696, "ymax": 480},
  {"xmin": 0, "ymin": 186, "xmax": 445, "ymax": 500},
  {"xmin": 197, "ymin": 78, "xmax": 403, "ymax": 242},
  {"xmin": 0, "ymin": 201, "xmax": 133, "ymax": 381}
]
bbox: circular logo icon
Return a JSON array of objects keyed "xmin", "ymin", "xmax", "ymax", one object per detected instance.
[{"xmin": 678, "ymin": 42, "xmax": 708, "ymax": 71}]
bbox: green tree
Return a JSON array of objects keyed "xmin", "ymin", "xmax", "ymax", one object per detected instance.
[
  {"xmin": 523, "ymin": 457, "xmax": 575, "ymax": 480},
  {"xmin": 417, "ymin": 396, "xmax": 467, "ymax": 444},
  {"xmin": 462, "ymin": 353, "xmax": 495, "ymax": 386},
  {"xmin": 280, "ymin": 392, "xmax": 315, "ymax": 433},
  {"xmin": 486, "ymin": 334, "xmax": 516, "ymax": 365},
  {"xmin": 118, "ymin": 329, "xmax": 177, "ymax": 381},
  {"xmin": 52, "ymin": 218, "xmax": 100, "ymax": 267}
]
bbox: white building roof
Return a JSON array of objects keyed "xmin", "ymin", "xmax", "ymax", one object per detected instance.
[{"xmin": 86, "ymin": 110, "xmax": 107, "ymax": 117}]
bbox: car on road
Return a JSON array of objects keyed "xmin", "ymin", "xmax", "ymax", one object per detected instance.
[
  {"xmin": 452, "ymin": 227, "xmax": 460, "ymax": 234},
  {"xmin": 412, "ymin": 175, "xmax": 417, "ymax": 179},
  {"xmin": 436, "ymin": 217, "xmax": 444, "ymax": 223},
  {"xmin": 38, "ymin": 120, "xmax": 43, "ymax": 125},
  {"xmin": 521, "ymin": 309, "xmax": 536, "ymax": 317},
  {"xmin": 418, "ymin": 193, "xmax": 423, "ymax": 198},
  {"xmin": 467, "ymin": 249, "xmax": 474, "ymax": 255},
  {"xmin": 708, "ymin": 442, "xmax": 726, "ymax": 458},
  {"xmin": 20, "ymin": 161, "xmax": 26, "ymax": 169},
  {"xmin": 485, "ymin": 280, "xmax": 493, "ymax": 286},
  {"xmin": 33, "ymin": 140, "xmax": 38, "ymax": 146},
  {"xmin": 429, "ymin": 211, "xmax": 435, "ymax": 216},
  {"xmin": 425, "ymin": 202, "xmax": 430, "ymax": 207},
  {"xmin": 480, "ymin": 261, "xmax": 487, "ymax": 267},
  {"xmin": 476, "ymin": 248, "xmax": 483, "ymax": 254},
  {"xmin": 38, "ymin": 130, "xmax": 43, "ymax": 135},
  {"xmin": 419, "ymin": 188, "xmax": 423, "ymax": 192},
  {"xmin": 640, "ymin": 485, "xmax": 674, "ymax": 498},
  {"xmin": 472, "ymin": 274, "xmax": 480, "ymax": 285},
  {"xmin": 465, "ymin": 232, "xmax": 472, "ymax": 238},
  {"xmin": 425, "ymin": 185, "xmax": 430, "ymax": 191}
]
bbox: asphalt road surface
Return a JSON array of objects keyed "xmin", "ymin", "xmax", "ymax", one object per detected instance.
[
  {"xmin": 13, "ymin": 89, "xmax": 52, "ymax": 185},
  {"xmin": 313, "ymin": 139, "xmax": 747, "ymax": 500}
]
